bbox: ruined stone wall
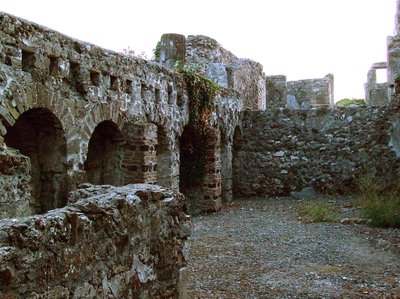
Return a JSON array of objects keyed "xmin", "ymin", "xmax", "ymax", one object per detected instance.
[
  {"xmin": 0, "ymin": 184, "xmax": 190, "ymax": 298},
  {"xmin": 233, "ymin": 108, "xmax": 400, "ymax": 197},
  {"xmin": 287, "ymin": 74, "xmax": 334, "ymax": 108},
  {"xmin": 0, "ymin": 146, "xmax": 31, "ymax": 219},
  {"xmin": 186, "ymin": 35, "xmax": 266, "ymax": 111},
  {"xmin": 365, "ymin": 62, "xmax": 390, "ymax": 106},
  {"xmin": 0, "ymin": 12, "xmax": 242, "ymax": 216},
  {"xmin": 266, "ymin": 75, "xmax": 287, "ymax": 109}
]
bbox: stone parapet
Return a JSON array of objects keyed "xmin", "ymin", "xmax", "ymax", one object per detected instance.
[{"xmin": 0, "ymin": 184, "xmax": 191, "ymax": 298}]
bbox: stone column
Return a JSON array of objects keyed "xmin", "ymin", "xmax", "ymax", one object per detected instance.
[
  {"xmin": 220, "ymin": 140, "xmax": 233, "ymax": 203},
  {"xmin": 159, "ymin": 34, "xmax": 186, "ymax": 70},
  {"xmin": 201, "ymin": 128, "xmax": 222, "ymax": 212},
  {"xmin": 122, "ymin": 123, "xmax": 158, "ymax": 184}
]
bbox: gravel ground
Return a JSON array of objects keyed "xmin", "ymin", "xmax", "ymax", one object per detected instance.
[{"xmin": 186, "ymin": 197, "xmax": 400, "ymax": 298}]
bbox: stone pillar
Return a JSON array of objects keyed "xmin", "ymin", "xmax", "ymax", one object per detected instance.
[
  {"xmin": 122, "ymin": 123, "xmax": 158, "ymax": 184},
  {"xmin": 220, "ymin": 139, "xmax": 233, "ymax": 203},
  {"xmin": 201, "ymin": 128, "xmax": 222, "ymax": 212},
  {"xmin": 325, "ymin": 73, "xmax": 335, "ymax": 107},
  {"xmin": 159, "ymin": 34, "xmax": 186, "ymax": 69}
]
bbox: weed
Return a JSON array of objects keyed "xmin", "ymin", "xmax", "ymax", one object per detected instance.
[
  {"xmin": 298, "ymin": 200, "xmax": 340, "ymax": 223},
  {"xmin": 356, "ymin": 176, "xmax": 400, "ymax": 228}
]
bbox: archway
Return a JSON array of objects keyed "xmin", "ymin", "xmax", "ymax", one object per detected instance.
[
  {"xmin": 4, "ymin": 108, "xmax": 68, "ymax": 214},
  {"xmin": 232, "ymin": 126, "xmax": 243, "ymax": 198},
  {"xmin": 84, "ymin": 120, "xmax": 124, "ymax": 186},
  {"xmin": 179, "ymin": 125, "xmax": 221, "ymax": 214}
]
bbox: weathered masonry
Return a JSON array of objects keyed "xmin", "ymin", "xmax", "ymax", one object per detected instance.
[
  {"xmin": 2, "ymin": 1, "xmax": 400, "ymax": 297},
  {"xmin": 0, "ymin": 12, "xmax": 243, "ymax": 219}
]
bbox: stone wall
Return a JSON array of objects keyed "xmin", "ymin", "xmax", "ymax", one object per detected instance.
[
  {"xmin": 0, "ymin": 12, "xmax": 242, "ymax": 216},
  {"xmin": 365, "ymin": 62, "xmax": 390, "ymax": 106},
  {"xmin": 0, "ymin": 146, "xmax": 31, "ymax": 219},
  {"xmin": 233, "ymin": 107, "xmax": 400, "ymax": 197},
  {"xmin": 185, "ymin": 35, "xmax": 266, "ymax": 111},
  {"xmin": 266, "ymin": 75, "xmax": 287, "ymax": 109},
  {"xmin": 0, "ymin": 184, "xmax": 190, "ymax": 298},
  {"xmin": 287, "ymin": 74, "xmax": 334, "ymax": 108}
]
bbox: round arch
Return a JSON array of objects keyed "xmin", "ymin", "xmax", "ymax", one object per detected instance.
[
  {"xmin": 4, "ymin": 108, "xmax": 68, "ymax": 213},
  {"xmin": 84, "ymin": 120, "xmax": 125, "ymax": 186}
]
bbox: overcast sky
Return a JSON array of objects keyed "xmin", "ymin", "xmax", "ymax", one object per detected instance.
[{"xmin": 0, "ymin": 0, "xmax": 397, "ymax": 101}]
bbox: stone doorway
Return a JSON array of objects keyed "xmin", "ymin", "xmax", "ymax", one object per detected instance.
[{"xmin": 179, "ymin": 125, "xmax": 221, "ymax": 214}]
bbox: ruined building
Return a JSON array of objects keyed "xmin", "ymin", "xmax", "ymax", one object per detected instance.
[{"xmin": 1, "ymin": 1, "xmax": 400, "ymax": 297}]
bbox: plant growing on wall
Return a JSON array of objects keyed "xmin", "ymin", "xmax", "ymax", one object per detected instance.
[
  {"xmin": 153, "ymin": 41, "xmax": 161, "ymax": 61},
  {"xmin": 176, "ymin": 61, "xmax": 220, "ymax": 188}
]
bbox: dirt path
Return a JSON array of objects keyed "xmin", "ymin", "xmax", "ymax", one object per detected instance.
[{"xmin": 186, "ymin": 198, "xmax": 400, "ymax": 298}]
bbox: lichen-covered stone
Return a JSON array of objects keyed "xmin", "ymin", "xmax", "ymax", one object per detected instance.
[{"xmin": 0, "ymin": 184, "xmax": 190, "ymax": 298}]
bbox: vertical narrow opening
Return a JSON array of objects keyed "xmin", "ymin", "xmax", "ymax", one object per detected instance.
[
  {"xmin": 48, "ymin": 56, "xmax": 59, "ymax": 76},
  {"xmin": 22, "ymin": 50, "xmax": 36, "ymax": 73},
  {"xmin": 125, "ymin": 79, "xmax": 133, "ymax": 94},
  {"xmin": 141, "ymin": 82, "xmax": 146, "ymax": 99},
  {"xmin": 167, "ymin": 83, "xmax": 174, "ymax": 105},
  {"xmin": 155, "ymin": 88, "xmax": 161, "ymax": 102},
  {"xmin": 110, "ymin": 75, "xmax": 119, "ymax": 91},
  {"xmin": 90, "ymin": 71, "xmax": 101, "ymax": 87}
]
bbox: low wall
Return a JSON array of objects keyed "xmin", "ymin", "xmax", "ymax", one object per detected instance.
[
  {"xmin": 234, "ymin": 108, "xmax": 400, "ymax": 197},
  {"xmin": 0, "ymin": 146, "xmax": 31, "ymax": 219},
  {"xmin": 0, "ymin": 184, "xmax": 191, "ymax": 298}
]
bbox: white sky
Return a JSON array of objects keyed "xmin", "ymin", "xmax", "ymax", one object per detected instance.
[{"xmin": 0, "ymin": 0, "xmax": 397, "ymax": 100}]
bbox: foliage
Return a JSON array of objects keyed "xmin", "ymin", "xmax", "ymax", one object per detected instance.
[
  {"xmin": 175, "ymin": 61, "xmax": 220, "ymax": 126},
  {"xmin": 336, "ymin": 98, "xmax": 366, "ymax": 107},
  {"xmin": 357, "ymin": 176, "xmax": 400, "ymax": 228},
  {"xmin": 298, "ymin": 200, "xmax": 340, "ymax": 223},
  {"xmin": 176, "ymin": 61, "xmax": 220, "ymax": 188},
  {"xmin": 153, "ymin": 41, "xmax": 161, "ymax": 60},
  {"xmin": 122, "ymin": 46, "xmax": 149, "ymax": 60}
]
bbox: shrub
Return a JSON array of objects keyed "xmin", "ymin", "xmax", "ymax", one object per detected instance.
[
  {"xmin": 336, "ymin": 98, "xmax": 366, "ymax": 107},
  {"xmin": 357, "ymin": 176, "xmax": 400, "ymax": 228},
  {"xmin": 298, "ymin": 200, "xmax": 340, "ymax": 223}
]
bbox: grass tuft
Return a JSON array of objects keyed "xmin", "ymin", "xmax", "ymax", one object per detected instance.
[
  {"xmin": 298, "ymin": 200, "xmax": 340, "ymax": 223},
  {"xmin": 357, "ymin": 176, "xmax": 400, "ymax": 228}
]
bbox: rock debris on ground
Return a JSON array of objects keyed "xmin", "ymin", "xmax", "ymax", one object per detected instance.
[{"xmin": 186, "ymin": 197, "xmax": 400, "ymax": 298}]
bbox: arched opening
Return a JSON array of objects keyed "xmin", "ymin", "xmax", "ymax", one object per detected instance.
[
  {"xmin": 232, "ymin": 126, "xmax": 243, "ymax": 198},
  {"xmin": 4, "ymin": 108, "xmax": 68, "ymax": 214},
  {"xmin": 84, "ymin": 120, "xmax": 124, "ymax": 186},
  {"xmin": 179, "ymin": 125, "xmax": 221, "ymax": 214},
  {"xmin": 155, "ymin": 125, "xmax": 173, "ymax": 188}
]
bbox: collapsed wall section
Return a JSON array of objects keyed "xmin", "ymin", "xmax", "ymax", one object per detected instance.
[
  {"xmin": 234, "ymin": 108, "xmax": 400, "ymax": 197},
  {"xmin": 185, "ymin": 35, "xmax": 266, "ymax": 111},
  {"xmin": 0, "ymin": 184, "xmax": 191, "ymax": 298},
  {"xmin": 287, "ymin": 74, "xmax": 334, "ymax": 109}
]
